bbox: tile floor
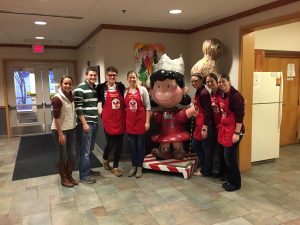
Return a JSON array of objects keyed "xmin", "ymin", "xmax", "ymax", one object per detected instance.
[{"xmin": 0, "ymin": 137, "xmax": 300, "ymax": 225}]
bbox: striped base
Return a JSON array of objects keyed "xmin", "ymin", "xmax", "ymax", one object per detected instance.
[{"xmin": 143, "ymin": 153, "xmax": 198, "ymax": 179}]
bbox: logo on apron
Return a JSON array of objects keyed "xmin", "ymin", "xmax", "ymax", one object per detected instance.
[
  {"xmin": 129, "ymin": 99, "xmax": 137, "ymax": 112},
  {"xmin": 112, "ymin": 98, "xmax": 120, "ymax": 110}
]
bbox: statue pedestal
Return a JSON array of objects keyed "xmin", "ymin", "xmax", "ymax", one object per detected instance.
[{"xmin": 143, "ymin": 153, "xmax": 198, "ymax": 179}]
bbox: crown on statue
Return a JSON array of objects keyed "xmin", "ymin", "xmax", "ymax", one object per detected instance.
[{"xmin": 154, "ymin": 53, "xmax": 184, "ymax": 75}]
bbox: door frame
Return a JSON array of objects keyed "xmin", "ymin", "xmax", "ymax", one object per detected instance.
[
  {"xmin": 239, "ymin": 12, "xmax": 300, "ymax": 171},
  {"xmin": 2, "ymin": 59, "xmax": 77, "ymax": 138}
]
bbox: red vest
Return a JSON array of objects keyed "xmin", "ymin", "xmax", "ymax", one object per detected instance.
[
  {"xmin": 218, "ymin": 94, "xmax": 236, "ymax": 147},
  {"xmin": 101, "ymin": 88, "xmax": 125, "ymax": 135},
  {"xmin": 193, "ymin": 93, "xmax": 205, "ymax": 141},
  {"xmin": 124, "ymin": 88, "xmax": 146, "ymax": 134}
]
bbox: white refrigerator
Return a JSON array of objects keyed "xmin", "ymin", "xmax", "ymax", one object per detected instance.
[{"xmin": 251, "ymin": 72, "xmax": 283, "ymax": 162}]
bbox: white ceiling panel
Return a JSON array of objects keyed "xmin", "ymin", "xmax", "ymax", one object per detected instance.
[{"xmin": 0, "ymin": 0, "xmax": 288, "ymax": 46}]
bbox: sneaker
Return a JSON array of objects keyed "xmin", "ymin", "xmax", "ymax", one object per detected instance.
[
  {"xmin": 111, "ymin": 168, "xmax": 123, "ymax": 177},
  {"xmin": 103, "ymin": 159, "xmax": 111, "ymax": 170},
  {"xmin": 80, "ymin": 176, "xmax": 96, "ymax": 184},
  {"xmin": 193, "ymin": 168, "xmax": 201, "ymax": 176},
  {"xmin": 90, "ymin": 170, "xmax": 101, "ymax": 177}
]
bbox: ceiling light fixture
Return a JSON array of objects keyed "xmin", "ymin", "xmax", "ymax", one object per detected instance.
[
  {"xmin": 34, "ymin": 21, "xmax": 47, "ymax": 25},
  {"xmin": 169, "ymin": 9, "xmax": 182, "ymax": 15},
  {"xmin": 35, "ymin": 36, "xmax": 45, "ymax": 40}
]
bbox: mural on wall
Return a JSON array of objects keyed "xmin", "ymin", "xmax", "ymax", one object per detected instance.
[{"xmin": 134, "ymin": 43, "xmax": 165, "ymax": 87}]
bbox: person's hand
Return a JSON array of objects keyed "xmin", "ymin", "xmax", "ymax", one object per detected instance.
[
  {"xmin": 145, "ymin": 122, "xmax": 150, "ymax": 131},
  {"xmin": 83, "ymin": 123, "xmax": 90, "ymax": 133},
  {"xmin": 232, "ymin": 133, "xmax": 240, "ymax": 143},
  {"xmin": 201, "ymin": 130, "xmax": 208, "ymax": 139},
  {"xmin": 58, "ymin": 133, "xmax": 66, "ymax": 145}
]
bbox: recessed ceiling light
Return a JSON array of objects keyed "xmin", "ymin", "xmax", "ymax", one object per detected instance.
[
  {"xmin": 34, "ymin": 21, "xmax": 47, "ymax": 25},
  {"xmin": 169, "ymin": 9, "xmax": 182, "ymax": 14},
  {"xmin": 35, "ymin": 36, "xmax": 45, "ymax": 40}
]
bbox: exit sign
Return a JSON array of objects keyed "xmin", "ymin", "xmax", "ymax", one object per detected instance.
[{"xmin": 32, "ymin": 44, "xmax": 44, "ymax": 53}]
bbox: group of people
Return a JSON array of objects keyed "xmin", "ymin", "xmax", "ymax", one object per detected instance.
[
  {"xmin": 191, "ymin": 72, "xmax": 245, "ymax": 192},
  {"xmin": 51, "ymin": 66, "xmax": 151, "ymax": 187},
  {"xmin": 51, "ymin": 65, "xmax": 245, "ymax": 192}
]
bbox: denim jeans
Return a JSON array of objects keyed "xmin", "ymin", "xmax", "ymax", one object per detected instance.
[
  {"xmin": 192, "ymin": 123, "xmax": 213, "ymax": 176},
  {"xmin": 127, "ymin": 134, "xmax": 146, "ymax": 167},
  {"xmin": 76, "ymin": 123, "xmax": 98, "ymax": 180},
  {"xmin": 223, "ymin": 137, "xmax": 242, "ymax": 188},
  {"xmin": 52, "ymin": 129, "xmax": 76, "ymax": 164}
]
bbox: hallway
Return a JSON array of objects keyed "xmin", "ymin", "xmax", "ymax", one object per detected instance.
[{"xmin": 0, "ymin": 138, "xmax": 300, "ymax": 225}]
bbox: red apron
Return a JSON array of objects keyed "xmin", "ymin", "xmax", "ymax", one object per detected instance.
[
  {"xmin": 210, "ymin": 93, "xmax": 221, "ymax": 129},
  {"xmin": 125, "ymin": 88, "xmax": 146, "ymax": 134},
  {"xmin": 218, "ymin": 94, "xmax": 236, "ymax": 147},
  {"xmin": 101, "ymin": 88, "xmax": 125, "ymax": 135},
  {"xmin": 193, "ymin": 93, "xmax": 205, "ymax": 141}
]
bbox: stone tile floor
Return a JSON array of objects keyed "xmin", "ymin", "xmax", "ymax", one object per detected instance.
[{"xmin": 0, "ymin": 137, "xmax": 300, "ymax": 225}]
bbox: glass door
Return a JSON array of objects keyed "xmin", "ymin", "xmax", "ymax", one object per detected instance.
[{"xmin": 5, "ymin": 61, "xmax": 75, "ymax": 136}]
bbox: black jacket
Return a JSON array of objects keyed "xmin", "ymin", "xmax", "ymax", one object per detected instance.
[{"xmin": 96, "ymin": 81, "xmax": 125, "ymax": 107}]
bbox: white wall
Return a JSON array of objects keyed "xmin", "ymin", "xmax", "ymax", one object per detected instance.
[
  {"xmin": 0, "ymin": 47, "xmax": 77, "ymax": 106},
  {"xmin": 255, "ymin": 22, "xmax": 300, "ymax": 51},
  {"xmin": 188, "ymin": 1, "xmax": 300, "ymax": 88}
]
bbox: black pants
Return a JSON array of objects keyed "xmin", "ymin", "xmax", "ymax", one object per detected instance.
[
  {"xmin": 103, "ymin": 132, "xmax": 124, "ymax": 168},
  {"xmin": 222, "ymin": 139, "xmax": 242, "ymax": 188}
]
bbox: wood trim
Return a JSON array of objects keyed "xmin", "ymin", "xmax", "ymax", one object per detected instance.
[
  {"xmin": 263, "ymin": 50, "xmax": 300, "ymax": 58},
  {"xmin": 188, "ymin": 0, "xmax": 299, "ymax": 33},
  {"xmin": 241, "ymin": 11, "xmax": 300, "ymax": 32},
  {"xmin": 2, "ymin": 59, "xmax": 11, "ymax": 138},
  {"xmin": 77, "ymin": 24, "xmax": 188, "ymax": 48},
  {"xmin": 238, "ymin": 32, "xmax": 255, "ymax": 172},
  {"xmin": 0, "ymin": 106, "xmax": 5, "ymax": 109},
  {"xmin": 77, "ymin": 24, "xmax": 104, "ymax": 48},
  {"xmin": 0, "ymin": 44, "xmax": 77, "ymax": 49}
]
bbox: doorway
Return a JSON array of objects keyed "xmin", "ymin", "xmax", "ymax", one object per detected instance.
[
  {"xmin": 5, "ymin": 60, "xmax": 76, "ymax": 136},
  {"xmin": 239, "ymin": 14, "xmax": 300, "ymax": 170}
]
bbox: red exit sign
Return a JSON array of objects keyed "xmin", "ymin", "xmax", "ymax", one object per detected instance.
[{"xmin": 32, "ymin": 44, "xmax": 44, "ymax": 53}]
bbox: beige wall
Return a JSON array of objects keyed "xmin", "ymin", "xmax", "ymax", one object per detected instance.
[
  {"xmin": 255, "ymin": 22, "xmax": 300, "ymax": 51},
  {"xmin": 0, "ymin": 47, "xmax": 77, "ymax": 106},
  {"xmin": 77, "ymin": 29, "xmax": 189, "ymax": 89},
  {"xmin": 188, "ymin": 1, "xmax": 300, "ymax": 88}
]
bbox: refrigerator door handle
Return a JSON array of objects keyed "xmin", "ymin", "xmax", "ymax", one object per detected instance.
[{"xmin": 278, "ymin": 102, "xmax": 282, "ymax": 131}]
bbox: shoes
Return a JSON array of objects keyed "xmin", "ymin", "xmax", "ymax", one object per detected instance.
[
  {"xmin": 222, "ymin": 182, "xmax": 240, "ymax": 192},
  {"xmin": 193, "ymin": 168, "xmax": 201, "ymax": 176},
  {"xmin": 112, "ymin": 168, "xmax": 123, "ymax": 177},
  {"xmin": 135, "ymin": 167, "xmax": 143, "ymax": 178},
  {"xmin": 103, "ymin": 159, "xmax": 111, "ymax": 170},
  {"xmin": 80, "ymin": 176, "xmax": 96, "ymax": 184},
  {"xmin": 128, "ymin": 166, "xmax": 137, "ymax": 177},
  {"xmin": 90, "ymin": 170, "xmax": 101, "ymax": 176}
]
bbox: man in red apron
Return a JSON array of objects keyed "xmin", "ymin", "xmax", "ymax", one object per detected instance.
[{"xmin": 97, "ymin": 66, "xmax": 125, "ymax": 177}]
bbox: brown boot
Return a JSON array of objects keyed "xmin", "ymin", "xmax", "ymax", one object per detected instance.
[
  {"xmin": 57, "ymin": 162, "xmax": 74, "ymax": 188},
  {"xmin": 172, "ymin": 148, "xmax": 186, "ymax": 160},
  {"xmin": 151, "ymin": 147, "xmax": 172, "ymax": 160},
  {"xmin": 66, "ymin": 161, "xmax": 78, "ymax": 185}
]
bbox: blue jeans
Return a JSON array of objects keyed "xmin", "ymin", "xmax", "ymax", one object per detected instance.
[
  {"xmin": 76, "ymin": 123, "xmax": 98, "ymax": 180},
  {"xmin": 127, "ymin": 134, "xmax": 146, "ymax": 167},
  {"xmin": 192, "ymin": 124, "xmax": 213, "ymax": 176}
]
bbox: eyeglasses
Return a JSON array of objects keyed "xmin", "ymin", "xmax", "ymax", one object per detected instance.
[{"xmin": 107, "ymin": 74, "xmax": 117, "ymax": 77}]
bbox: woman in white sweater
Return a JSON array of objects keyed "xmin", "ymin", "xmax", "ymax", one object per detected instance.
[{"xmin": 51, "ymin": 75, "xmax": 77, "ymax": 187}]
